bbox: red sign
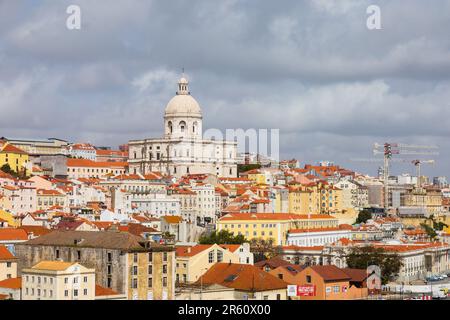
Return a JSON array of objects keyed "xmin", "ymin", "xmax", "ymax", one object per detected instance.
[{"xmin": 297, "ymin": 285, "xmax": 316, "ymax": 297}]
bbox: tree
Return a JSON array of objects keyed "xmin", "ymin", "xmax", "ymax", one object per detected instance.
[
  {"xmin": 420, "ymin": 223, "xmax": 438, "ymax": 240},
  {"xmin": 249, "ymin": 238, "xmax": 282, "ymax": 262},
  {"xmin": 355, "ymin": 210, "xmax": 372, "ymax": 224},
  {"xmin": 0, "ymin": 164, "xmax": 13, "ymax": 175},
  {"xmin": 346, "ymin": 246, "xmax": 403, "ymax": 284},
  {"xmin": 198, "ymin": 230, "xmax": 247, "ymax": 245},
  {"xmin": 237, "ymin": 164, "xmax": 261, "ymax": 175}
]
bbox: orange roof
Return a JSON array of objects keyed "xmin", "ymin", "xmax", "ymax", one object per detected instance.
[
  {"xmin": 309, "ymin": 265, "xmax": 352, "ymax": 282},
  {"xmin": 20, "ymin": 226, "xmax": 52, "ymax": 237},
  {"xmin": 0, "ymin": 277, "xmax": 21, "ymax": 289},
  {"xmin": 0, "ymin": 143, "xmax": 27, "ymax": 155},
  {"xmin": 37, "ymin": 189, "xmax": 63, "ymax": 196},
  {"xmin": 0, "ymin": 228, "xmax": 28, "ymax": 241},
  {"xmin": 0, "ymin": 245, "xmax": 17, "ymax": 261},
  {"xmin": 176, "ymin": 244, "xmax": 214, "ymax": 257},
  {"xmin": 67, "ymin": 158, "xmax": 128, "ymax": 168},
  {"xmin": 282, "ymin": 245, "xmax": 324, "ymax": 251},
  {"xmin": 162, "ymin": 216, "xmax": 182, "ymax": 224},
  {"xmin": 289, "ymin": 225, "xmax": 351, "ymax": 234},
  {"xmin": 220, "ymin": 244, "xmax": 241, "ymax": 253},
  {"xmin": 197, "ymin": 263, "xmax": 288, "ymax": 292},
  {"xmin": 220, "ymin": 213, "xmax": 336, "ymax": 221},
  {"xmin": 95, "ymin": 284, "xmax": 119, "ymax": 297}
]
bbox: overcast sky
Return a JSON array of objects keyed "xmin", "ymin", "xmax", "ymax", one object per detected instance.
[{"xmin": 1, "ymin": 0, "xmax": 450, "ymax": 177}]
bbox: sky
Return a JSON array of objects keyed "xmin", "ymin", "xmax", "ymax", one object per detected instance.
[{"xmin": 1, "ymin": 0, "xmax": 450, "ymax": 177}]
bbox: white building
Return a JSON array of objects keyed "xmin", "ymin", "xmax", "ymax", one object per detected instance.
[
  {"xmin": 191, "ymin": 183, "xmax": 216, "ymax": 225},
  {"xmin": 286, "ymin": 226, "xmax": 353, "ymax": 247},
  {"xmin": 128, "ymin": 75, "xmax": 238, "ymax": 179},
  {"xmin": 131, "ymin": 193, "xmax": 181, "ymax": 217}
]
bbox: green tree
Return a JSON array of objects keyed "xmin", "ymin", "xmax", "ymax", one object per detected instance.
[
  {"xmin": 420, "ymin": 223, "xmax": 438, "ymax": 240},
  {"xmin": 0, "ymin": 164, "xmax": 13, "ymax": 175},
  {"xmin": 355, "ymin": 210, "xmax": 372, "ymax": 224},
  {"xmin": 249, "ymin": 238, "xmax": 282, "ymax": 262},
  {"xmin": 237, "ymin": 164, "xmax": 261, "ymax": 175},
  {"xmin": 198, "ymin": 230, "xmax": 247, "ymax": 245},
  {"xmin": 346, "ymin": 246, "xmax": 403, "ymax": 284}
]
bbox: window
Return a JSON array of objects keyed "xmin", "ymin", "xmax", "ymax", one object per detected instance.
[
  {"xmin": 217, "ymin": 250, "xmax": 223, "ymax": 262},
  {"xmin": 306, "ymin": 275, "xmax": 312, "ymax": 283},
  {"xmin": 73, "ymin": 277, "xmax": 78, "ymax": 284},
  {"xmin": 107, "ymin": 277, "xmax": 112, "ymax": 288},
  {"xmin": 107, "ymin": 252, "xmax": 112, "ymax": 262},
  {"xmin": 49, "ymin": 290, "xmax": 53, "ymax": 298},
  {"xmin": 64, "ymin": 277, "xmax": 68, "ymax": 284},
  {"xmin": 132, "ymin": 266, "xmax": 138, "ymax": 276},
  {"xmin": 6, "ymin": 262, "xmax": 11, "ymax": 268},
  {"xmin": 276, "ymin": 294, "xmax": 281, "ymax": 300},
  {"xmin": 134, "ymin": 253, "xmax": 138, "ymax": 263},
  {"xmin": 64, "ymin": 290, "xmax": 68, "ymax": 297},
  {"xmin": 77, "ymin": 250, "xmax": 81, "ymax": 260},
  {"xmin": 263, "ymin": 295, "xmax": 269, "ymax": 300},
  {"xmin": 148, "ymin": 277, "xmax": 153, "ymax": 288},
  {"xmin": 148, "ymin": 265, "xmax": 153, "ymax": 274},
  {"xmin": 163, "ymin": 277, "xmax": 167, "ymax": 287},
  {"xmin": 132, "ymin": 279, "xmax": 138, "ymax": 289},
  {"xmin": 208, "ymin": 251, "xmax": 214, "ymax": 263},
  {"xmin": 56, "ymin": 249, "xmax": 60, "ymax": 259},
  {"xmin": 74, "ymin": 289, "xmax": 78, "ymax": 297},
  {"xmin": 163, "ymin": 265, "xmax": 167, "ymax": 274},
  {"xmin": 163, "ymin": 252, "xmax": 167, "ymax": 262},
  {"xmin": 84, "ymin": 276, "xmax": 88, "ymax": 283}
]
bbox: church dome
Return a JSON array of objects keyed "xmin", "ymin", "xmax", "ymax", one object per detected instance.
[{"xmin": 165, "ymin": 75, "xmax": 202, "ymax": 117}]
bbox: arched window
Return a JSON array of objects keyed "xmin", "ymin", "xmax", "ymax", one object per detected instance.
[
  {"xmin": 193, "ymin": 121, "xmax": 198, "ymax": 133},
  {"xmin": 168, "ymin": 121, "xmax": 173, "ymax": 134},
  {"xmin": 179, "ymin": 121, "xmax": 186, "ymax": 133}
]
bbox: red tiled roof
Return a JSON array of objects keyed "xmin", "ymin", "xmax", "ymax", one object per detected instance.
[
  {"xmin": 0, "ymin": 143, "xmax": 27, "ymax": 155},
  {"xmin": 67, "ymin": 159, "xmax": 128, "ymax": 168},
  {"xmin": 309, "ymin": 265, "xmax": 352, "ymax": 282},
  {"xmin": 176, "ymin": 244, "xmax": 214, "ymax": 257},
  {"xmin": 0, "ymin": 245, "xmax": 17, "ymax": 261},
  {"xmin": 197, "ymin": 263, "xmax": 288, "ymax": 292},
  {"xmin": 20, "ymin": 226, "xmax": 52, "ymax": 237},
  {"xmin": 220, "ymin": 213, "xmax": 336, "ymax": 221},
  {"xmin": 0, "ymin": 277, "xmax": 21, "ymax": 289},
  {"xmin": 95, "ymin": 284, "xmax": 119, "ymax": 297},
  {"xmin": 0, "ymin": 228, "xmax": 28, "ymax": 241}
]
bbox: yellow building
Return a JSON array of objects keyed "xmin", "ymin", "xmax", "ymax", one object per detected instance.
[
  {"xmin": 175, "ymin": 244, "xmax": 241, "ymax": 284},
  {"xmin": 0, "ymin": 210, "xmax": 20, "ymax": 227},
  {"xmin": 0, "ymin": 143, "xmax": 30, "ymax": 176},
  {"xmin": 36, "ymin": 189, "xmax": 67, "ymax": 211},
  {"xmin": 403, "ymin": 187, "xmax": 443, "ymax": 215},
  {"xmin": 246, "ymin": 170, "xmax": 267, "ymax": 185},
  {"xmin": 217, "ymin": 213, "xmax": 339, "ymax": 246},
  {"xmin": 21, "ymin": 261, "xmax": 95, "ymax": 300},
  {"xmin": 287, "ymin": 183, "xmax": 343, "ymax": 216},
  {"xmin": 288, "ymin": 186, "xmax": 314, "ymax": 215}
]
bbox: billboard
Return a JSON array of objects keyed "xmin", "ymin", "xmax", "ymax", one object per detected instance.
[
  {"xmin": 286, "ymin": 285, "xmax": 317, "ymax": 297},
  {"xmin": 297, "ymin": 285, "xmax": 316, "ymax": 297}
]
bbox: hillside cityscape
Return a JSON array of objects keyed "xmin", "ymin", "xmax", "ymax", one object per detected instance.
[{"xmin": 0, "ymin": 75, "xmax": 449, "ymax": 301}]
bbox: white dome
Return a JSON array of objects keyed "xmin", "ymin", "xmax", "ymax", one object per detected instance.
[{"xmin": 165, "ymin": 94, "xmax": 202, "ymax": 116}]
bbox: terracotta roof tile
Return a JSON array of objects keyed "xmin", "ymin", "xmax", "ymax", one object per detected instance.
[{"xmin": 197, "ymin": 263, "xmax": 288, "ymax": 292}]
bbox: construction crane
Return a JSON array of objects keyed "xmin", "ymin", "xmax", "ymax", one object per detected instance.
[
  {"xmin": 411, "ymin": 160, "xmax": 435, "ymax": 189},
  {"xmin": 352, "ymin": 143, "xmax": 439, "ymax": 214}
]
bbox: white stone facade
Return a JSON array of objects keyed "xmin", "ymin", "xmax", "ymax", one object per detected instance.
[{"xmin": 128, "ymin": 75, "xmax": 238, "ymax": 179}]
